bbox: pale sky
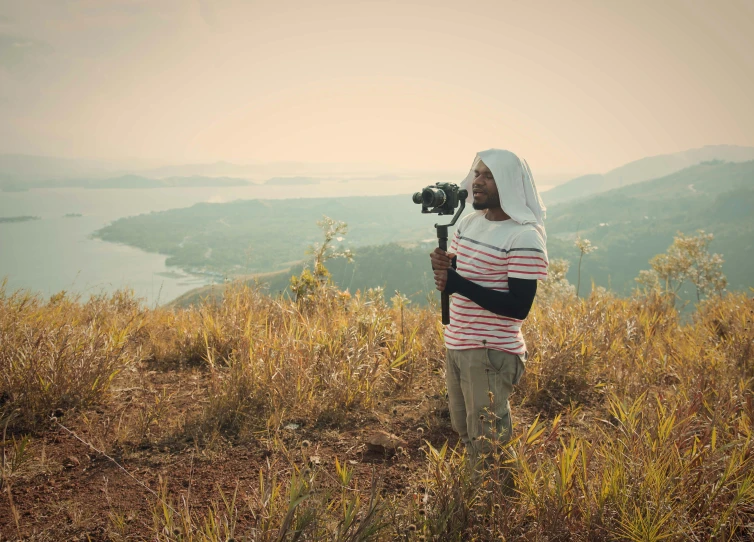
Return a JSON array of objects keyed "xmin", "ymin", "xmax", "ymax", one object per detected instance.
[{"xmin": 1, "ymin": 0, "xmax": 753, "ymax": 177}]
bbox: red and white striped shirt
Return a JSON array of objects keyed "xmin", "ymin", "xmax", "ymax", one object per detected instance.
[{"xmin": 445, "ymin": 212, "xmax": 548, "ymax": 355}]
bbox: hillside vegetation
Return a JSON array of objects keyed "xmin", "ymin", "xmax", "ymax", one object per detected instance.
[
  {"xmin": 1, "ymin": 271, "xmax": 753, "ymax": 539},
  {"xmin": 94, "ymin": 195, "xmax": 442, "ymax": 275},
  {"xmin": 542, "ymin": 144, "xmax": 754, "ymax": 205},
  {"xmin": 546, "ymin": 160, "xmax": 754, "ymax": 294},
  {"xmin": 169, "ymin": 242, "xmax": 439, "ymax": 308}
]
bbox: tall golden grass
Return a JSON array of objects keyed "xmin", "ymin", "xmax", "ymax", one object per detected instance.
[
  {"xmin": 0, "ymin": 280, "xmax": 144, "ymax": 428},
  {"xmin": 1, "ymin": 278, "xmax": 753, "ymax": 540}
]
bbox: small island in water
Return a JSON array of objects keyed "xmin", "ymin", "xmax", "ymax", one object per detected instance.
[
  {"xmin": 64, "ymin": 213, "xmax": 83, "ymax": 218},
  {"xmin": 0, "ymin": 215, "xmax": 41, "ymax": 223}
]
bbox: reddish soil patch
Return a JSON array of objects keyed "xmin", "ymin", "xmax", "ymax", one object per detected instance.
[{"xmin": 0, "ymin": 364, "xmax": 469, "ymax": 540}]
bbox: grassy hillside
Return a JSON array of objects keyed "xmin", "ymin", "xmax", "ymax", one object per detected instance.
[{"xmin": 2, "ymin": 280, "xmax": 753, "ymax": 539}]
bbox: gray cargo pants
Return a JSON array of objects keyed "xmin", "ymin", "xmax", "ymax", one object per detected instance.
[{"xmin": 445, "ymin": 348, "xmax": 526, "ymax": 473}]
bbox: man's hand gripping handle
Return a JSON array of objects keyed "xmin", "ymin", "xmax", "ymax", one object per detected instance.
[{"xmin": 431, "ymin": 246, "xmax": 456, "ymax": 325}]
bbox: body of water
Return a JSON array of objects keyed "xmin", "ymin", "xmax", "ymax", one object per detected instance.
[{"xmin": 0, "ymin": 180, "xmax": 422, "ymax": 306}]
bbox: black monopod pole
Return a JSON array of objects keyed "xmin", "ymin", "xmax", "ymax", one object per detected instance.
[
  {"xmin": 434, "ymin": 191, "xmax": 467, "ymax": 326},
  {"xmin": 436, "ymin": 224, "xmax": 451, "ymax": 325}
]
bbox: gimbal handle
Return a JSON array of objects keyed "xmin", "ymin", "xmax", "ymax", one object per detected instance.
[{"xmin": 435, "ymin": 191, "xmax": 467, "ymax": 325}]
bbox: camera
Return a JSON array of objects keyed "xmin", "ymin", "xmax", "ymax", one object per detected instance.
[
  {"xmin": 412, "ymin": 182, "xmax": 468, "ymax": 215},
  {"xmin": 412, "ymin": 182, "xmax": 468, "ymax": 325}
]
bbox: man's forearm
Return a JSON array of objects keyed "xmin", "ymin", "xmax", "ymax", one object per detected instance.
[{"xmin": 445, "ymin": 269, "xmax": 537, "ymax": 320}]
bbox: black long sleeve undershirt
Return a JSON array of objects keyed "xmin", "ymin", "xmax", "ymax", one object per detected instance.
[{"xmin": 445, "ymin": 268, "xmax": 538, "ymax": 320}]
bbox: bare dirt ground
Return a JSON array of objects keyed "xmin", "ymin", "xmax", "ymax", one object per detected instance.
[{"xmin": 0, "ymin": 361, "xmax": 479, "ymax": 541}]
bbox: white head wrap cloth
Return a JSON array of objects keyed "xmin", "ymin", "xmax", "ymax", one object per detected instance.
[{"xmin": 460, "ymin": 148, "xmax": 548, "ymax": 248}]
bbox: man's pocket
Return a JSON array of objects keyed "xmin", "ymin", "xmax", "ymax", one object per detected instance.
[{"xmin": 484, "ymin": 349, "xmax": 525, "ymax": 385}]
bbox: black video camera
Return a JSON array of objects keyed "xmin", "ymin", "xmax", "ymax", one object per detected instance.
[{"xmin": 412, "ymin": 182, "xmax": 468, "ymax": 215}]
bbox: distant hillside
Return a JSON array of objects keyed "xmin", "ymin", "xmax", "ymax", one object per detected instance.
[
  {"xmin": 0, "ymin": 215, "xmax": 41, "ymax": 223},
  {"xmin": 0, "ymin": 154, "xmax": 124, "ymax": 182},
  {"xmin": 545, "ymin": 159, "xmax": 754, "ymax": 295},
  {"xmin": 86, "ymin": 175, "xmax": 251, "ymax": 189},
  {"xmin": 0, "ymin": 174, "xmax": 251, "ymax": 191},
  {"xmin": 168, "ymin": 242, "xmax": 438, "ymax": 309},
  {"xmin": 261, "ymin": 242, "xmax": 438, "ymax": 302},
  {"xmin": 94, "ymin": 195, "xmax": 446, "ymax": 276},
  {"xmin": 161, "ymin": 176, "xmax": 252, "ymax": 188},
  {"xmin": 264, "ymin": 177, "xmax": 322, "ymax": 185},
  {"xmin": 0, "ymin": 154, "xmax": 456, "ymax": 187},
  {"xmin": 168, "ymin": 268, "xmax": 293, "ymax": 307},
  {"xmin": 0, "ymin": 154, "xmax": 333, "ymax": 181},
  {"xmin": 542, "ymin": 145, "xmax": 754, "ymax": 205},
  {"xmin": 86, "ymin": 175, "xmax": 165, "ymax": 189}
]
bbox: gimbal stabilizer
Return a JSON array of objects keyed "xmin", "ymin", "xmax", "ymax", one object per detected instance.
[
  {"xmin": 412, "ymin": 182, "xmax": 468, "ymax": 324},
  {"xmin": 434, "ymin": 196, "xmax": 467, "ymax": 324}
]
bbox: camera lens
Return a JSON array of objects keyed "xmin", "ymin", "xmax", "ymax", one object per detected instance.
[
  {"xmin": 422, "ymin": 187, "xmax": 446, "ymax": 208},
  {"xmin": 412, "ymin": 192, "xmax": 423, "ymax": 204}
]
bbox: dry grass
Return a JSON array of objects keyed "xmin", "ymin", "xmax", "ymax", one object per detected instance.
[
  {"xmin": 137, "ymin": 283, "xmax": 441, "ymax": 437},
  {"xmin": 1, "ymin": 280, "xmax": 753, "ymax": 540},
  {"xmin": 0, "ymin": 281, "xmax": 145, "ymax": 430}
]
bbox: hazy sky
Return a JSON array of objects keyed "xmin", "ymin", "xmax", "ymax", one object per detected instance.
[{"xmin": 1, "ymin": 0, "xmax": 753, "ymax": 177}]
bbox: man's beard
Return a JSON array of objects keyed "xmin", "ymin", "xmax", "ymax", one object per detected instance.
[{"xmin": 472, "ymin": 194, "xmax": 501, "ymax": 211}]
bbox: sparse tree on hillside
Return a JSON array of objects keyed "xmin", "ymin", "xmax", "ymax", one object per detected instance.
[
  {"xmin": 290, "ymin": 216, "xmax": 353, "ymax": 302},
  {"xmin": 635, "ymin": 230, "xmax": 727, "ymax": 305},
  {"xmin": 574, "ymin": 235, "xmax": 597, "ymax": 297}
]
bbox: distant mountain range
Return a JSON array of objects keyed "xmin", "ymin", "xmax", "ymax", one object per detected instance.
[
  {"xmin": 0, "ymin": 174, "xmax": 251, "ymax": 191},
  {"xmin": 264, "ymin": 176, "xmax": 323, "ymax": 185},
  {"xmin": 87, "ymin": 175, "xmax": 251, "ymax": 189},
  {"xmin": 542, "ymin": 145, "xmax": 754, "ymax": 205},
  {"xmin": 0, "ymin": 154, "xmax": 458, "ymax": 186}
]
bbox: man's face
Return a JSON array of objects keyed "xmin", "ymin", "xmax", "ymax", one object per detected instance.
[{"xmin": 471, "ymin": 160, "xmax": 501, "ymax": 211}]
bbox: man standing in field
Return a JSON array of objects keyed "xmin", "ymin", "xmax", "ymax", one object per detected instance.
[{"xmin": 430, "ymin": 148, "xmax": 548, "ymax": 483}]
